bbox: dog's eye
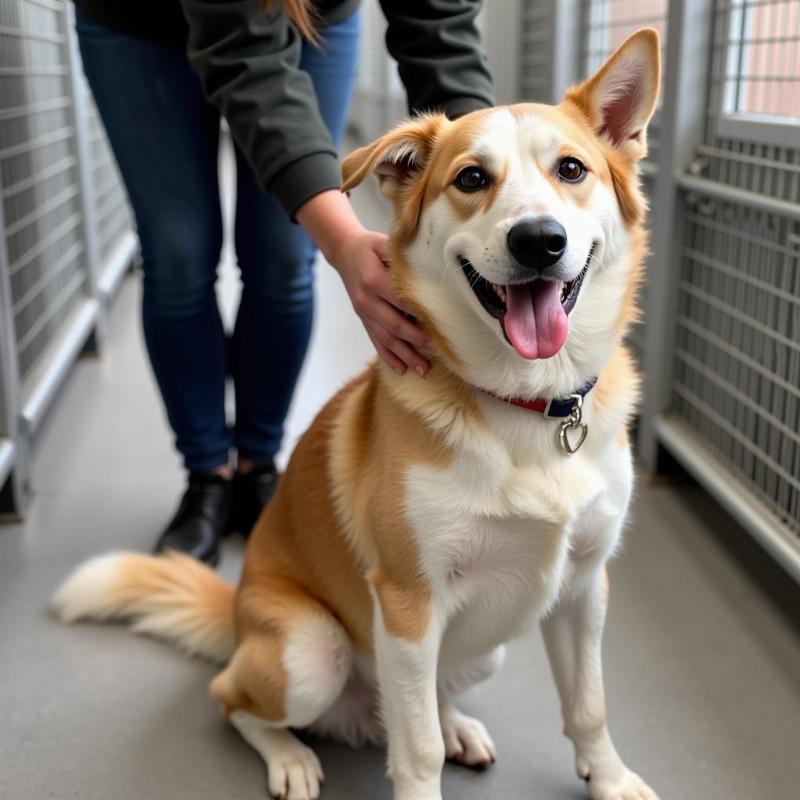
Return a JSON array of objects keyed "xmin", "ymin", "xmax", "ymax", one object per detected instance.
[
  {"xmin": 557, "ymin": 158, "xmax": 586, "ymax": 183},
  {"xmin": 454, "ymin": 166, "xmax": 490, "ymax": 192}
]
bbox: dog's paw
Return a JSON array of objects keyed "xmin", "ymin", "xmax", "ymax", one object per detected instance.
[
  {"xmin": 441, "ymin": 706, "xmax": 497, "ymax": 769},
  {"xmin": 585, "ymin": 769, "xmax": 659, "ymax": 800},
  {"xmin": 266, "ymin": 739, "xmax": 324, "ymax": 800}
]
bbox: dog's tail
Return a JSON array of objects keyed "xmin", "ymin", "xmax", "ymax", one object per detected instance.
[{"xmin": 52, "ymin": 551, "xmax": 235, "ymax": 663}]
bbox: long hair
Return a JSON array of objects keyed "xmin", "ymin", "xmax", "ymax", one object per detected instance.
[{"xmin": 261, "ymin": 0, "xmax": 318, "ymax": 43}]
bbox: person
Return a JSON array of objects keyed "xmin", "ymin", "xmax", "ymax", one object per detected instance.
[{"xmin": 73, "ymin": 0, "xmax": 494, "ymax": 565}]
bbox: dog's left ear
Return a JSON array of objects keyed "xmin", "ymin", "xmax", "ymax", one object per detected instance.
[
  {"xmin": 342, "ymin": 114, "xmax": 447, "ymax": 199},
  {"xmin": 565, "ymin": 28, "xmax": 661, "ymax": 159}
]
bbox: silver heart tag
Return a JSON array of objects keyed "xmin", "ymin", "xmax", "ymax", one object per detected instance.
[{"xmin": 559, "ymin": 420, "xmax": 588, "ymax": 454}]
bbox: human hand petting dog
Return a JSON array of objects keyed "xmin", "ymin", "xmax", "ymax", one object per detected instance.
[
  {"xmin": 296, "ymin": 189, "xmax": 431, "ymax": 376},
  {"xmin": 332, "ymin": 228, "xmax": 432, "ymax": 375}
]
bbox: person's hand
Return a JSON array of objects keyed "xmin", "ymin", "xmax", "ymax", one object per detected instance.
[
  {"xmin": 330, "ymin": 228, "xmax": 431, "ymax": 375},
  {"xmin": 295, "ymin": 189, "xmax": 430, "ymax": 375}
]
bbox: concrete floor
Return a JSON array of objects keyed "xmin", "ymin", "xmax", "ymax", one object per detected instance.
[{"xmin": 1, "ymin": 154, "xmax": 799, "ymax": 800}]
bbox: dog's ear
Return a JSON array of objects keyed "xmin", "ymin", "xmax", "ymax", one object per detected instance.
[
  {"xmin": 565, "ymin": 28, "xmax": 660, "ymax": 159},
  {"xmin": 342, "ymin": 114, "xmax": 447, "ymax": 199}
]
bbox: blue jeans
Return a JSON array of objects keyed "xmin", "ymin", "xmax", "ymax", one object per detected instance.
[{"xmin": 75, "ymin": 10, "xmax": 359, "ymax": 471}]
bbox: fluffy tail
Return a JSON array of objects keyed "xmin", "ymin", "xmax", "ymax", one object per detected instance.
[{"xmin": 52, "ymin": 551, "xmax": 235, "ymax": 663}]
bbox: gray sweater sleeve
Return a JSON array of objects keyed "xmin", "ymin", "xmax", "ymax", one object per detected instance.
[
  {"xmin": 180, "ymin": 0, "xmax": 342, "ymax": 219},
  {"xmin": 180, "ymin": 0, "xmax": 494, "ymax": 219},
  {"xmin": 380, "ymin": 0, "xmax": 493, "ymax": 117}
]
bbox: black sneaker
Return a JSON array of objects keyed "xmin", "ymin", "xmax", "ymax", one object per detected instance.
[
  {"xmin": 153, "ymin": 472, "xmax": 232, "ymax": 566},
  {"xmin": 228, "ymin": 462, "xmax": 279, "ymax": 537}
]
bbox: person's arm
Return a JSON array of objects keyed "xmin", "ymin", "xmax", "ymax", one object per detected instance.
[
  {"xmin": 379, "ymin": 0, "xmax": 494, "ymax": 117},
  {"xmin": 180, "ymin": 0, "xmax": 341, "ymax": 219},
  {"xmin": 179, "ymin": 0, "xmax": 430, "ymax": 373}
]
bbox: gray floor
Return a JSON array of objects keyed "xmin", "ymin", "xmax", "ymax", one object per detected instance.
[{"xmin": 1, "ymin": 161, "xmax": 799, "ymax": 800}]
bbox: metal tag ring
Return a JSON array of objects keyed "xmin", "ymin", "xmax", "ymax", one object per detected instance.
[
  {"xmin": 559, "ymin": 419, "xmax": 588, "ymax": 454},
  {"xmin": 558, "ymin": 393, "xmax": 588, "ymax": 454}
]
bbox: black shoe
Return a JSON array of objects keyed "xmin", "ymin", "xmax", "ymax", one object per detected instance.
[
  {"xmin": 228, "ymin": 462, "xmax": 279, "ymax": 537},
  {"xmin": 154, "ymin": 472, "xmax": 232, "ymax": 566}
]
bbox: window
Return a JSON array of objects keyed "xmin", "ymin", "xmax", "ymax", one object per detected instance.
[{"xmin": 718, "ymin": 0, "xmax": 800, "ymax": 146}]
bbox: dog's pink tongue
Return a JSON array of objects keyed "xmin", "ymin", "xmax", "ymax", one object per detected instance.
[{"xmin": 504, "ymin": 281, "xmax": 568, "ymax": 360}]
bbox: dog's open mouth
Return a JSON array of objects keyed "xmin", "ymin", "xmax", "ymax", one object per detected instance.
[{"xmin": 459, "ymin": 245, "xmax": 595, "ymax": 360}]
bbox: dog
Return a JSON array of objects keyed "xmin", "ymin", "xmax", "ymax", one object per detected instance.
[{"xmin": 53, "ymin": 28, "xmax": 661, "ymax": 800}]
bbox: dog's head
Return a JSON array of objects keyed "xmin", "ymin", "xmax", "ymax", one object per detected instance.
[{"xmin": 343, "ymin": 30, "xmax": 660, "ymax": 398}]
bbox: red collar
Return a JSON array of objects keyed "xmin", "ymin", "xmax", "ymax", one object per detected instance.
[{"xmin": 481, "ymin": 377, "xmax": 597, "ymax": 419}]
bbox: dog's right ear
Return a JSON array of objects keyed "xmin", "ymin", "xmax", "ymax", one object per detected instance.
[{"xmin": 342, "ymin": 114, "xmax": 447, "ymax": 200}]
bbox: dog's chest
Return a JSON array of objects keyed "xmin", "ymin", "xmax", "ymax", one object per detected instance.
[{"xmin": 405, "ymin": 446, "xmax": 616, "ymax": 622}]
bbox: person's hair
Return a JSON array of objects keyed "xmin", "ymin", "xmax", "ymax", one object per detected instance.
[{"xmin": 261, "ymin": 0, "xmax": 318, "ymax": 43}]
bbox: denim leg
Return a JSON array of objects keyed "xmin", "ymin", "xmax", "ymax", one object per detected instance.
[
  {"xmin": 232, "ymin": 12, "xmax": 361, "ymax": 463},
  {"xmin": 76, "ymin": 11, "xmax": 231, "ymax": 471}
]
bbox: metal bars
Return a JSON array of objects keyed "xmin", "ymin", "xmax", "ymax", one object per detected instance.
[
  {"xmin": 581, "ymin": 0, "xmax": 670, "ymax": 166},
  {"xmin": 0, "ymin": 0, "xmax": 135, "ymax": 515},
  {"xmin": 84, "ymin": 85, "xmax": 135, "ymax": 298},
  {"xmin": 0, "ymin": 168, "xmax": 26, "ymax": 516},
  {"xmin": 517, "ymin": 0, "xmax": 583, "ymax": 104},
  {"xmin": 637, "ymin": 0, "xmax": 800, "ymax": 578},
  {"xmin": 706, "ymin": 1, "xmax": 800, "ymax": 177},
  {"xmin": 0, "ymin": 0, "xmax": 89, "ymax": 382},
  {"xmin": 720, "ymin": 0, "xmax": 800, "ymax": 120},
  {"xmin": 582, "ymin": 0, "xmax": 670, "ymax": 73},
  {"xmin": 656, "ymin": 0, "xmax": 800, "ymax": 570},
  {"xmin": 518, "ymin": 0, "xmax": 557, "ymax": 101},
  {"xmin": 672, "ymin": 196, "xmax": 800, "ymax": 540}
]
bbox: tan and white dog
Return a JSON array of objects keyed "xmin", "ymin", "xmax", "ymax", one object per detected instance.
[{"xmin": 54, "ymin": 29, "xmax": 661, "ymax": 800}]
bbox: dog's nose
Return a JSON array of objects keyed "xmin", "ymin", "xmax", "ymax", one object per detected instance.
[{"xmin": 507, "ymin": 218, "xmax": 567, "ymax": 270}]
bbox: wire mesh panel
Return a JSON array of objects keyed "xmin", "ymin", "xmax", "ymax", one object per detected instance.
[
  {"xmin": 85, "ymin": 92, "xmax": 133, "ymax": 282},
  {"xmin": 645, "ymin": 0, "xmax": 800, "ymax": 575},
  {"xmin": 0, "ymin": 0, "xmax": 89, "ymax": 382},
  {"xmin": 0, "ymin": 187, "xmax": 22, "ymax": 510},
  {"xmin": 668, "ymin": 0, "xmax": 800, "ymax": 548},
  {"xmin": 86, "ymin": 98, "xmax": 129, "ymax": 266},
  {"xmin": 720, "ymin": 0, "xmax": 800, "ymax": 120},
  {"xmin": 518, "ymin": 0, "xmax": 555, "ymax": 101},
  {"xmin": 582, "ymin": 0, "xmax": 670, "ymax": 72},
  {"xmin": 671, "ymin": 192, "xmax": 800, "ymax": 539},
  {"xmin": 702, "ymin": 0, "xmax": 800, "ymax": 200}
]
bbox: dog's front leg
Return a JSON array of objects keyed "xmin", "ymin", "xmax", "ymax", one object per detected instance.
[
  {"xmin": 371, "ymin": 575, "xmax": 444, "ymax": 800},
  {"xmin": 541, "ymin": 566, "xmax": 659, "ymax": 800}
]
